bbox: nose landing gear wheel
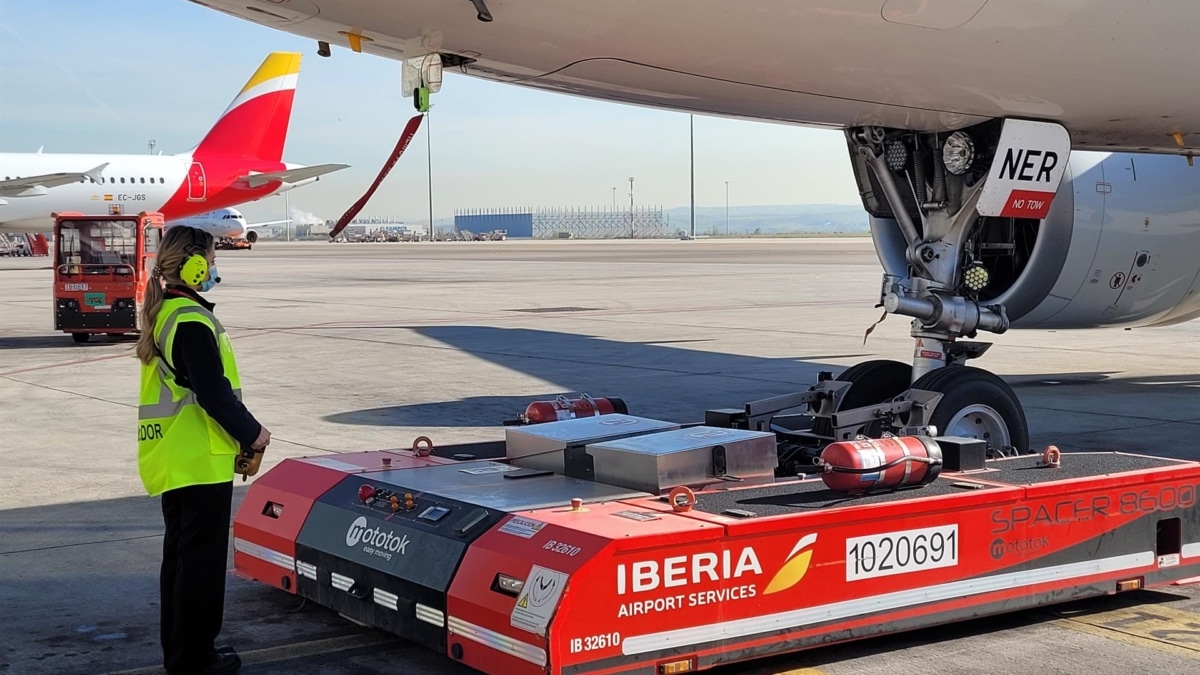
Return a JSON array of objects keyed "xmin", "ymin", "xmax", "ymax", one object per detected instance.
[
  {"xmin": 912, "ymin": 365, "xmax": 1029, "ymax": 457},
  {"xmin": 811, "ymin": 359, "xmax": 913, "ymax": 439}
]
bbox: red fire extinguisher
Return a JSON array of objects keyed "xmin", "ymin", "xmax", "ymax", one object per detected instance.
[
  {"xmin": 818, "ymin": 435, "xmax": 943, "ymax": 494},
  {"xmin": 506, "ymin": 394, "xmax": 628, "ymax": 425}
]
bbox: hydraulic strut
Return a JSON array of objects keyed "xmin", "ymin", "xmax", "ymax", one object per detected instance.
[{"xmin": 883, "ymin": 289, "xmax": 1009, "ymax": 335}]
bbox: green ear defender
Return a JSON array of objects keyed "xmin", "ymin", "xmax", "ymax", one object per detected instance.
[{"xmin": 180, "ymin": 252, "xmax": 209, "ymax": 286}]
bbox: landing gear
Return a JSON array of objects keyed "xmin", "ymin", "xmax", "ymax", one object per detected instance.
[
  {"xmin": 715, "ymin": 118, "xmax": 1068, "ymax": 468},
  {"xmin": 216, "ymin": 237, "xmax": 252, "ymax": 250},
  {"xmin": 838, "ymin": 118, "xmax": 1067, "ymax": 453}
]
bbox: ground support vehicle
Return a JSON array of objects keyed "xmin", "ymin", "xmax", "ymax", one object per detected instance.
[
  {"xmin": 233, "ymin": 399, "xmax": 1200, "ymax": 675},
  {"xmin": 52, "ymin": 211, "xmax": 162, "ymax": 343}
]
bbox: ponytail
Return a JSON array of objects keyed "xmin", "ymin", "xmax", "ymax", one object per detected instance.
[
  {"xmin": 135, "ymin": 225, "xmax": 214, "ymax": 365},
  {"xmin": 135, "ymin": 267, "xmax": 165, "ymax": 364}
]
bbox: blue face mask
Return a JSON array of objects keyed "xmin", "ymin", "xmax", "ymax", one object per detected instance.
[{"xmin": 200, "ymin": 264, "xmax": 220, "ymax": 292}]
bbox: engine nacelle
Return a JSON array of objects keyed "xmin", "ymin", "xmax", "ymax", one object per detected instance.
[
  {"xmin": 244, "ymin": 229, "xmax": 258, "ymax": 243},
  {"xmin": 872, "ymin": 150, "xmax": 1200, "ymax": 330}
]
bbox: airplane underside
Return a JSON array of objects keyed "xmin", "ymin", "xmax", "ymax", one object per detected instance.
[
  {"xmin": 188, "ymin": 0, "xmax": 1200, "ymax": 456},
  {"xmin": 198, "ymin": 0, "xmax": 1200, "ymax": 156}
]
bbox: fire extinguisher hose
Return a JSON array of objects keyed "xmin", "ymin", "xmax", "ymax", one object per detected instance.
[{"xmin": 824, "ymin": 455, "xmax": 942, "ymax": 474}]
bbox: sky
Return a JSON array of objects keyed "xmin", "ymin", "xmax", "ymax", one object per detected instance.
[{"xmin": 0, "ymin": 0, "xmax": 862, "ymax": 226}]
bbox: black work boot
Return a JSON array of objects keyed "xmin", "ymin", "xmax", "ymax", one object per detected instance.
[{"xmin": 200, "ymin": 649, "xmax": 241, "ymax": 674}]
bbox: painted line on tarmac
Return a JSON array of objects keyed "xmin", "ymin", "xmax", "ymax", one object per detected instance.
[
  {"xmin": 0, "ymin": 323, "xmax": 299, "ymax": 378},
  {"xmin": 729, "ymin": 662, "xmax": 835, "ymax": 672},
  {"xmin": 0, "ymin": 351, "xmax": 133, "ymax": 377},
  {"xmin": 1051, "ymin": 604, "xmax": 1200, "ymax": 659},
  {"xmin": 734, "ymin": 666, "xmax": 831, "ymax": 675},
  {"xmin": 97, "ymin": 631, "xmax": 403, "ymax": 675},
  {"xmin": 0, "ymin": 533, "xmax": 162, "ymax": 556},
  {"xmin": 0, "ymin": 373, "xmax": 136, "ymax": 408}
]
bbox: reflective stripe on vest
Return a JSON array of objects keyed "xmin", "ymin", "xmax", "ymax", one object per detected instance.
[
  {"xmin": 137, "ymin": 306, "xmax": 241, "ymax": 420},
  {"xmin": 137, "ymin": 297, "xmax": 243, "ymax": 496}
]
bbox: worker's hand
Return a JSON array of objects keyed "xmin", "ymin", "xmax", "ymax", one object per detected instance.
[{"xmin": 251, "ymin": 425, "xmax": 271, "ymax": 451}]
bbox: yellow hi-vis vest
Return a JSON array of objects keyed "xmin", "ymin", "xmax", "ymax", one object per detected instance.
[{"xmin": 137, "ymin": 295, "xmax": 243, "ymax": 496}]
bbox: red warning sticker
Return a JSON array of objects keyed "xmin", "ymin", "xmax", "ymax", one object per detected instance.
[{"xmin": 1000, "ymin": 189, "xmax": 1056, "ymax": 219}]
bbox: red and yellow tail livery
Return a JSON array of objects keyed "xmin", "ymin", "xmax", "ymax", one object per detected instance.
[
  {"xmin": 0, "ymin": 52, "xmax": 347, "ymax": 233},
  {"xmin": 192, "ymin": 52, "xmax": 303, "ymax": 162}
]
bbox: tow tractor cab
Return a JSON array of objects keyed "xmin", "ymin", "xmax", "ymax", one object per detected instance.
[{"xmin": 53, "ymin": 211, "xmax": 163, "ymax": 343}]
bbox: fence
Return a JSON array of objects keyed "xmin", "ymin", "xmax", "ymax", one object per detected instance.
[{"xmin": 454, "ymin": 206, "xmax": 673, "ymax": 239}]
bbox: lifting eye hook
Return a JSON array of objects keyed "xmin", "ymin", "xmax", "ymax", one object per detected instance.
[
  {"xmin": 668, "ymin": 486, "xmax": 696, "ymax": 513},
  {"xmin": 412, "ymin": 436, "xmax": 435, "ymax": 457},
  {"xmin": 1040, "ymin": 445, "xmax": 1061, "ymax": 468}
]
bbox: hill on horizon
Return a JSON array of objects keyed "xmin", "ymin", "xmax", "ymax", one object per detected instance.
[
  {"xmin": 662, "ymin": 203, "xmax": 869, "ymax": 235},
  {"xmin": 366, "ymin": 203, "xmax": 872, "ymax": 235}
]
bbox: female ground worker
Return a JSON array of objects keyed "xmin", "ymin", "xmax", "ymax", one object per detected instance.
[{"xmin": 135, "ymin": 225, "xmax": 270, "ymax": 675}]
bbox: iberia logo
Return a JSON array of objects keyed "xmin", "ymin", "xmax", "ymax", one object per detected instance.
[{"xmin": 763, "ymin": 533, "xmax": 818, "ymax": 595}]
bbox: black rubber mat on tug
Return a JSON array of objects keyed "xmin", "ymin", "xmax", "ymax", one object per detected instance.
[
  {"xmin": 683, "ymin": 452, "xmax": 1188, "ymax": 518},
  {"xmin": 975, "ymin": 452, "xmax": 1184, "ymax": 485},
  {"xmin": 687, "ymin": 477, "xmax": 998, "ymax": 518}
]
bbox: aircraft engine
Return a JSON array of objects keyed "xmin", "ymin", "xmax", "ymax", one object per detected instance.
[
  {"xmin": 869, "ymin": 150, "xmax": 1200, "ymax": 330},
  {"xmin": 245, "ymin": 230, "xmax": 258, "ymax": 243}
]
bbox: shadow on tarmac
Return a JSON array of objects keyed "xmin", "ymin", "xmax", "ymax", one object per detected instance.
[
  {"xmin": 322, "ymin": 326, "xmax": 874, "ymax": 428},
  {"xmin": 0, "ymin": 486, "xmax": 419, "ymax": 675},
  {"xmin": 0, "ymin": 335, "xmax": 135, "ymax": 350},
  {"xmin": 320, "ymin": 327, "xmax": 1200, "ymax": 441}
]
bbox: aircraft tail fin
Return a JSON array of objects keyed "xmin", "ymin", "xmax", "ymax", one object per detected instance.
[{"xmin": 189, "ymin": 52, "xmax": 302, "ymax": 162}]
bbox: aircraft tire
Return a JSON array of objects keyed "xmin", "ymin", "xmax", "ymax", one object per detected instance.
[
  {"xmin": 811, "ymin": 359, "xmax": 912, "ymax": 439},
  {"xmin": 913, "ymin": 365, "xmax": 1030, "ymax": 457}
]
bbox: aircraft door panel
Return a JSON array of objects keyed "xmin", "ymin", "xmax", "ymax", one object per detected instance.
[{"xmin": 187, "ymin": 162, "xmax": 207, "ymax": 202}]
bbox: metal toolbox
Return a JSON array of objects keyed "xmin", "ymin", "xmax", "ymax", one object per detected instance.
[
  {"xmin": 505, "ymin": 414, "xmax": 680, "ymax": 476},
  {"xmin": 586, "ymin": 426, "xmax": 778, "ymax": 495}
]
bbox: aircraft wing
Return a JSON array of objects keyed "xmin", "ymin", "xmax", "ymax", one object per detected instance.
[
  {"xmin": 246, "ymin": 219, "xmax": 292, "ymax": 228},
  {"xmin": 0, "ymin": 163, "xmax": 109, "ymax": 197},
  {"xmin": 235, "ymin": 163, "xmax": 349, "ymax": 189}
]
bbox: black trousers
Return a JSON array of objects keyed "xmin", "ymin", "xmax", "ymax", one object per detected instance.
[{"xmin": 160, "ymin": 480, "xmax": 234, "ymax": 674}]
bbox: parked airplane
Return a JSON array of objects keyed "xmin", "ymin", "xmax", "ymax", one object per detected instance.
[
  {"xmin": 0, "ymin": 51, "xmax": 348, "ymax": 233},
  {"xmin": 167, "ymin": 207, "xmax": 289, "ymax": 244},
  {"xmin": 187, "ymin": 1, "xmax": 1200, "ymax": 456}
]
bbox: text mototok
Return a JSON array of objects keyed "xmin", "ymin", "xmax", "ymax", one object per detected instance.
[{"xmin": 345, "ymin": 516, "xmax": 411, "ymax": 562}]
